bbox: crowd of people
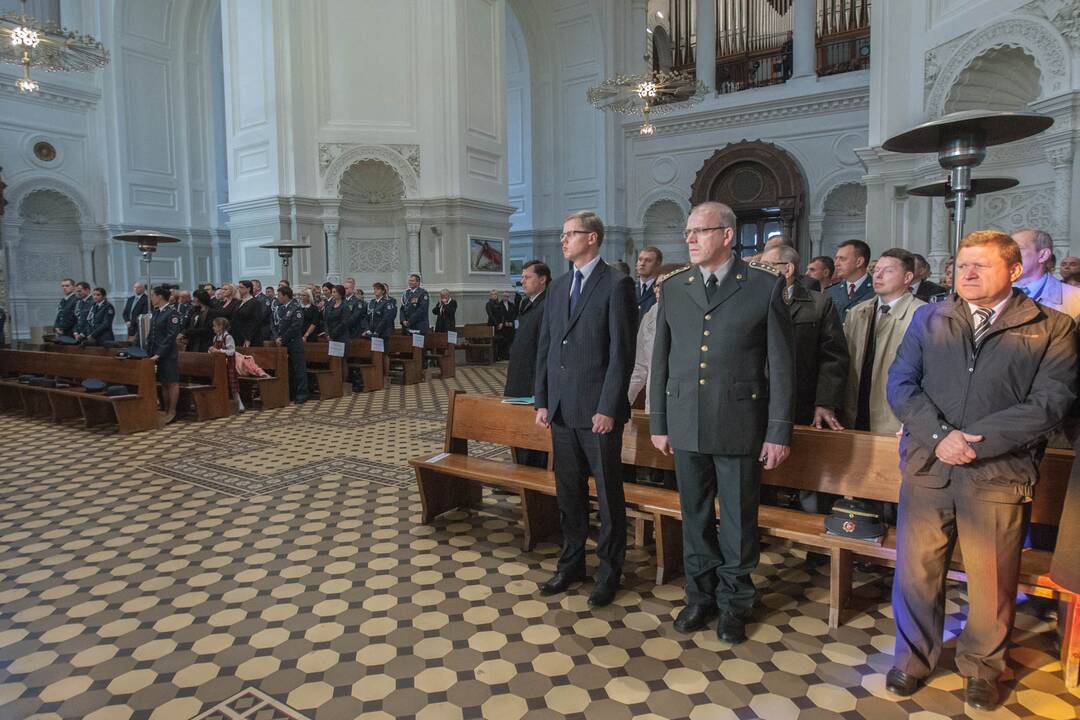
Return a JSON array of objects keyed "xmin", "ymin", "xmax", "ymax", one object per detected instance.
[{"xmin": 498, "ymin": 206, "xmax": 1077, "ymax": 713}]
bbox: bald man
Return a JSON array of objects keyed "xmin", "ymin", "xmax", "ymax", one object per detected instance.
[{"xmin": 1060, "ymin": 255, "xmax": 1080, "ymax": 287}]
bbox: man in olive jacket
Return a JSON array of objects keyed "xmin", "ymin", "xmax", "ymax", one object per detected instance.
[
  {"xmin": 886, "ymin": 231, "xmax": 1078, "ymax": 711},
  {"xmin": 650, "ymin": 201, "xmax": 795, "ymax": 645}
]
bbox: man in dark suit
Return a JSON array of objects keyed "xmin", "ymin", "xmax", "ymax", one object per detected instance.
[
  {"xmin": 506, "ymin": 261, "xmax": 550, "ymax": 467},
  {"xmin": 500, "ymin": 291, "xmax": 518, "ymax": 355},
  {"xmin": 634, "ymin": 246, "xmax": 662, "ymax": 322},
  {"xmin": 886, "ymin": 231, "xmax": 1078, "ymax": 711},
  {"xmin": 535, "ymin": 211, "xmax": 637, "ymax": 608},
  {"xmin": 122, "ymin": 281, "xmax": 148, "ymax": 341},
  {"xmin": 53, "ymin": 278, "xmax": 79, "ymax": 337},
  {"xmin": 649, "ymin": 201, "xmax": 795, "ymax": 645},
  {"xmin": 911, "ymin": 253, "xmax": 947, "ymax": 302},
  {"xmin": 826, "ymin": 239, "xmax": 874, "ymax": 321}
]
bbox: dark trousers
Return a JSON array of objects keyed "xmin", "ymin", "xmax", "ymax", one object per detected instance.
[
  {"xmin": 675, "ymin": 451, "xmax": 760, "ymax": 616},
  {"xmin": 513, "ymin": 447, "xmax": 549, "ymax": 469},
  {"xmin": 550, "ymin": 419, "xmax": 626, "ymax": 583},
  {"xmin": 892, "ymin": 480, "xmax": 1029, "ymax": 681},
  {"xmin": 284, "ymin": 340, "xmax": 310, "ymax": 399}
]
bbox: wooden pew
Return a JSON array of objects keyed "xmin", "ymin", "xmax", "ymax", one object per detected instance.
[
  {"xmin": 410, "ymin": 392, "xmax": 1078, "ymax": 686},
  {"xmin": 0, "ymin": 349, "xmax": 158, "ymax": 434},
  {"xmin": 346, "ymin": 339, "xmax": 385, "ymax": 392},
  {"xmin": 387, "ymin": 335, "xmax": 424, "ymax": 385},
  {"xmin": 235, "ymin": 345, "xmax": 289, "ymax": 409},
  {"xmin": 177, "ymin": 351, "xmax": 233, "ymax": 420},
  {"xmin": 423, "ymin": 331, "xmax": 456, "ymax": 379},
  {"xmin": 301, "ymin": 342, "xmax": 345, "ymax": 399},
  {"xmin": 459, "ymin": 324, "xmax": 494, "ymax": 365}
]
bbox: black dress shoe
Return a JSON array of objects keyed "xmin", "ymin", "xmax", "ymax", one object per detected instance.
[
  {"xmin": 674, "ymin": 604, "xmax": 718, "ymax": 634},
  {"xmin": 964, "ymin": 677, "xmax": 998, "ymax": 711},
  {"xmin": 587, "ymin": 580, "xmax": 619, "ymax": 608},
  {"xmin": 538, "ymin": 570, "xmax": 583, "ymax": 597},
  {"xmin": 716, "ymin": 614, "xmax": 747, "ymax": 644},
  {"xmin": 885, "ymin": 668, "xmax": 921, "ymax": 697}
]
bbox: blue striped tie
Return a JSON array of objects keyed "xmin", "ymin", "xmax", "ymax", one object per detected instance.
[{"xmin": 972, "ymin": 307, "xmax": 995, "ymax": 348}]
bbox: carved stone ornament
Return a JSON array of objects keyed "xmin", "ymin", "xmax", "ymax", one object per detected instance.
[
  {"xmin": 980, "ymin": 184, "xmax": 1054, "ymax": 233},
  {"xmin": 319, "ymin": 144, "xmax": 420, "ymax": 198},
  {"xmin": 345, "ymin": 237, "xmax": 401, "ymax": 274},
  {"xmin": 1053, "ymin": 0, "xmax": 1080, "ymax": 49}
]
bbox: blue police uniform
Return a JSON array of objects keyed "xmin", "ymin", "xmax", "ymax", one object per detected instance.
[
  {"xmin": 369, "ymin": 296, "xmax": 397, "ymax": 339},
  {"xmin": 347, "ymin": 295, "xmax": 369, "ymax": 338},
  {"xmin": 84, "ymin": 300, "xmax": 116, "ymax": 344},
  {"xmin": 276, "ymin": 298, "xmax": 310, "ymax": 401},
  {"xmin": 256, "ymin": 293, "xmax": 273, "ymax": 339},
  {"xmin": 54, "ymin": 293, "xmax": 78, "ymax": 336},
  {"xmin": 146, "ymin": 304, "xmax": 182, "ymax": 383},
  {"xmin": 400, "ymin": 287, "xmax": 429, "ymax": 334}
]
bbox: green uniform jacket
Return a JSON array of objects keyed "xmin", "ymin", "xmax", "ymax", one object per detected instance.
[{"xmin": 649, "ymin": 256, "xmax": 796, "ymax": 454}]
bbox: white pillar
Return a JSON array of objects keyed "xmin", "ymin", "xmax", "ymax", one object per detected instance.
[
  {"xmin": 928, "ymin": 199, "xmax": 949, "ymax": 272},
  {"xmin": 324, "ymin": 222, "xmax": 341, "ymax": 283},
  {"xmin": 631, "ymin": 0, "xmax": 648, "ymax": 72},
  {"xmin": 696, "ymin": 0, "xmax": 716, "ymax": 91},
  {"xmin": 406, "ymin": 222, "xmax": 421, "ymax": 277},
  {"xmin": 793, "ymin": 0, "xmax": 817, "ymax": 78},
  {"xmin": 1046, "ymin": 144, "xmax": 1073, "ymax": 262}
]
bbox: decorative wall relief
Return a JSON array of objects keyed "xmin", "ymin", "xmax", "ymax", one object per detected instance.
[
  {"xmin": 345, "ymin": 237, "xmax": 401, "ymax": 275},
  {"xmin": 17, "ymin": 250, "xmax": 78, "ymax": 282},
  {"xmin": 980, "ymin": 184, "xmax": 1054, "ymax": 233}
]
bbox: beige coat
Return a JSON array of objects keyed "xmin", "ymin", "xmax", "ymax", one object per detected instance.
[
  {"xmin": 842, "ymin": 292, "xmax": 926, "ymax": 433},
  {"xmin": 628, "ymin": 302, "xmax": 658, "ymax": 412}
]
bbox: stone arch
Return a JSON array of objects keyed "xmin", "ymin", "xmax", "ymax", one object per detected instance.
[
  {"xmin": 812, "ymin": 169, "xmax": 867, "ymax": 218},
  {"xmin": 690, "ymin": 140, "xmax": 807, "ymax": 251},
  {"xmin": 944, "ymin": 46, "xmax": 1040, "ymax": 114},
  {"xmin": 641, "ymin": 198, "xmax": 689, "ymax": 264},
  {"xmin": 636, "ymin": 189, "xmax": 691, "ymax": 227},
  {"xmin": 322, "ymin": 145, "xmax": 419, "ymax": 199},
  {"xmin": 926, "ymin": 15, "xmax": 1070, "ymax": 119},
  {"xmin": 5, "ymin": 177, "xmax": 95, "ymax": 226},
  {"xmin": 818, "ymin": 182, "xmax": 867, "ymax": 257}
]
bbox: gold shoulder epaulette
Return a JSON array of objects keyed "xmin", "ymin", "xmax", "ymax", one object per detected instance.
[
  {"xmin": 747, "ymin": 260, "xmax": 780, "ymax": 276},
  {"xmin": 661, "ymin": 265, "xmax": 692, "ymax": 282}
]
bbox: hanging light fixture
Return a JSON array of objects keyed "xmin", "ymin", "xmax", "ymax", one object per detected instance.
[
  {"xmin": 587, "ymin": 69, "xmax": 706, "ymax": 137},
  {"xmin": 1, "ymin": 0, "xmax": 109, "ymax": 93}
]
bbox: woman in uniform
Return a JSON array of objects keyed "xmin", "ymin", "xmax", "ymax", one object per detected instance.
[
  {"xmin": 322, "ymin": 285, "xmax": 350, "ymax": 342},
  {"xmin": 367, "ymin": 282, "xmax": 396, "ymax": 339},
  {"xmin": 299, "ymin": 289, "xmax": 322, "ymax": 342},
  {"xmin": 83, "ymin": 288, "xmax": 116, "ymax": 345}
]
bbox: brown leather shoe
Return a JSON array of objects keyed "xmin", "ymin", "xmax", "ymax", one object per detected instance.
[{"xmin": 964, "ymin": 677, "xmax": 998, "ymax": 711}]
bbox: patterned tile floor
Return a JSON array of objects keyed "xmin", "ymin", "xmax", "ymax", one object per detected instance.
[{"xmin": 0, "ymin": 365, "xmax": 1077, "ymax": 720}]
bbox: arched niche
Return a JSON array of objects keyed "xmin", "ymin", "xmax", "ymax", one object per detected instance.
[
  {"xmin": 944, "ymin": 46, "xmax": 1040, "ymax": 114},
  {"xmin": 690, "ymin": 140, "xmax": 807, "ymax": 256},
  {"xmin": 819, "ymin": 183, "xmax": 867, "ymax": 257},
  {"xmin": 642, "ymin": 199, "xmax": 689, "ymax": 264},
  {"xmin": 338, "ymin": 160, "xmax": 409, "ymax": 293}
]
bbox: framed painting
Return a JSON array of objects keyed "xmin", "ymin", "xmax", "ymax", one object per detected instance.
[{"xmin": 468, "ymin": 236, "xmax": 506, "ymax": 274}]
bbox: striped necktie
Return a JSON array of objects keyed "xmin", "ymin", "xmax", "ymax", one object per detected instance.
[{"xmin": 972, "ymin": 307, "xmax": 995, "ymax": 348}]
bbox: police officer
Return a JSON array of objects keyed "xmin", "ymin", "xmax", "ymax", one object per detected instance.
[
  {"xmin": 275, "ymin": 286, "xmax": 310, "ymax": 403},
  {"xmin": 54, "ymin": 278, "xmax": 79, "ymax": 337},
  {"xmin": 271, "ymin": 282, "xmax": 289, "ymax": 339},
  {"xmin": 146, "ymin": 285, "xmax": 182, "ymax": 424},
  {"xmin": 649, "ymin": 201, "xmax": 795, "ymax": 645},
  {"xmin": 343, "ymin": 278, "xmax": 367, "ymax": 339},
  {"xmin": 368, "ymin": 282, "xmax": 397, "ymax": 339},
  {"xmin": 73, "ymin": 282, "xmax": 93, "ymax": 340},
  {"xmin": 400, "ymin": 273, "xmax": 429, "ymax": 334},
  {"xmin": 82, "ymin": 288, "xmax": 116, "ymax": 345}
]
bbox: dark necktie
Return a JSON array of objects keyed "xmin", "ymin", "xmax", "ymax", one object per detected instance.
[
  {"xmin": 855, "ymin": 304, "xmax": 890, "ymax": 430},
  {"xmin": 569, "ymin": 270, "xmax": 584, "ymax": 315},
  {"xmin": 706, "ymin": 274, "xmax": 718, "ymax": 302},
  {"xmin": 972, "ymin": 307, "xmax": 995, "ymax": 349},
  {"xmin": 848, "ymin": 282, "xmax": 856, "ymax": 300}
]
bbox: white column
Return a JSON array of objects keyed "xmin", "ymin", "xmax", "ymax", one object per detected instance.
[
  {"xmin": 324, "ymin": 222, "xmax": 341, "ymax": 283},
  {"xmin": 696, "ymin": 0, "xmax": 716, "ymax": 91},
  {"xmin": 631, "ymin": 0, "xmax": 648, "ymax": 72},
  {"xmin": 928, "ymin": 199, "xmax": 949, "ymax": 272},
  {"xmin": 793, "ymin": 0, "xmax": 817, "ymax": 78},
  {"xmin": 1047, "ymin": 144, "xmax": 1073, "ymax": 261},
  {"xmin": 406, "ymin": 222, "xmax": 421, "ymax": 277}
]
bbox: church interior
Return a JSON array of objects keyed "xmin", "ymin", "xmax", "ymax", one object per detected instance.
[{"xmin": 1, "ymin": 0, "xmax": 1080, "ymax": 718}]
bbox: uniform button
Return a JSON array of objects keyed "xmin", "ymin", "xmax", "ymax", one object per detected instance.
[
  {"xmin": 562, "ymin": 340, "xmax": 568, "ymax": 345},
  {"xmin": 968, "ymin": 367, "xmax": 974, "ymax": 372},
  {"xmin": 699, "ymin": 379, "xmax": 706, "ymax": 385},
  {"xmin": 699, "ymin": 362, "xmax": 706, "ymax": 369},
  {"xmin": 704, "ymin": 314, "xmax": 712, "ymax": 320},
  {"xmin": 700, "ymin": 345, "xmax": 708, "ymax": 352},
  {"xmin": 703, "ymin": 330, "xmax": 711, "ymax": 337},
  {"xmin": 751, "ymin": 393, "xmax": 758, "ymax": 399},
  {"xmin": 932, "ymin": 433, "xmax": 939, "ymax": 439}
]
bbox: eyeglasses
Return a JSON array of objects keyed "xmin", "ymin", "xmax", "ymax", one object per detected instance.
[
  {"xmin": 682, "ymin": 226, "xmax": 728, "ymax": 239},
  {"xmin": 560, "ymin": 230, "xmax": 592, "ymax": 240}
]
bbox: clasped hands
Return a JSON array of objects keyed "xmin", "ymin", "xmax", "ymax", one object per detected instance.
[
  {"xmin": 535, "ymin": 408, "xmax": 615, "ymax": 434},
  {"xmin": 934, "ymin": 429, "xmax": 983, "ymax": 465}
]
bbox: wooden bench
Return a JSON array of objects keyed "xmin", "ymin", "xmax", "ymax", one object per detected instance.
[
  {"xmin": 411, "ymin": 392, "xmax": 1078, "ymax": 686},
  {"xmin": 345, "ymin": 339, "xmax": 385, "ymax": 392},
  {"xmin": 236, "ymin": 345, "xmax": 290, "ymax": 409},
  {"xmin": 0, "ymin": 349, "xmax": 158, "ymax": 434},
  {"xmin": 302, "ymin": 343, "xmax": 345, "ymax": 399},
  {"xmin": 387, "ymin": 335, "xmax": 424, "ymax": 385},
  {"xmin": 459, "ymin": 324, "xmax": 494, "ymax": 365},
  {"xmin": 423, "ymin": 331, "xmax": 456, "ymax": 379},
  {"xmin": 176, "ymin": 351, "xmax": 233, "ymax": 420}
]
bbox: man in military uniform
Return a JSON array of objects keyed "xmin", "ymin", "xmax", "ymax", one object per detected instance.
[
  {"xmin": 343, "ymin": 278, "xmax": 368, "ymax": 339},
  {"xmin": 83, "ymin": 288, "xmax": 116, "ymax": 345},
  {"xmin": 400, "ymin": 274, "xmax": 429, "ymax": 334},
  {"xmin": 650, "ymin": 201, "xmax": 796, "ymax": 644},
  {"xmin": 146, "ymin": 285, "xmax": 182, "ymax": 424},
  {"xmin": 275, "ymin": 286, "xmax": 310, "ymax": 403},
  {"xmin": 53, "ymin": 278, "xmax": 79, "ymax": 337},
  {"xmin": 72, "ymin": 282, "xmax": 93, "ymax": 340}
]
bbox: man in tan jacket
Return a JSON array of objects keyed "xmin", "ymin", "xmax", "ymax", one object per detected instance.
[{"xmin": 843, "ymin": 248, "xmax": 926, "ymax": 434}]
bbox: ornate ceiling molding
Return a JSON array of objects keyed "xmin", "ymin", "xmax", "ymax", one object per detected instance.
[{"xmin": 319, "ymin": 144, "xmax": 420, "ymax": 199}]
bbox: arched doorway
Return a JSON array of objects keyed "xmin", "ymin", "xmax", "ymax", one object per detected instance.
[{"xmin": 690, "ymin": 141, "xmax": 806, "ymax": 257}]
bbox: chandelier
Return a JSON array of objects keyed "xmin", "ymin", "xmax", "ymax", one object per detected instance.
[
  {"xmin": 0, "ymin": 0, "xmax": 109, "ymax": 93},
  {"xmin": 587, "ymin": 70, "xmax": 707, "ymax": 136}
]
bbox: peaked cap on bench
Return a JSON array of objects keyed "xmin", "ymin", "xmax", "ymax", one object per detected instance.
[{"xmin": 81, "ymin": 378, "xmax": 107, "ymax": 392}]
